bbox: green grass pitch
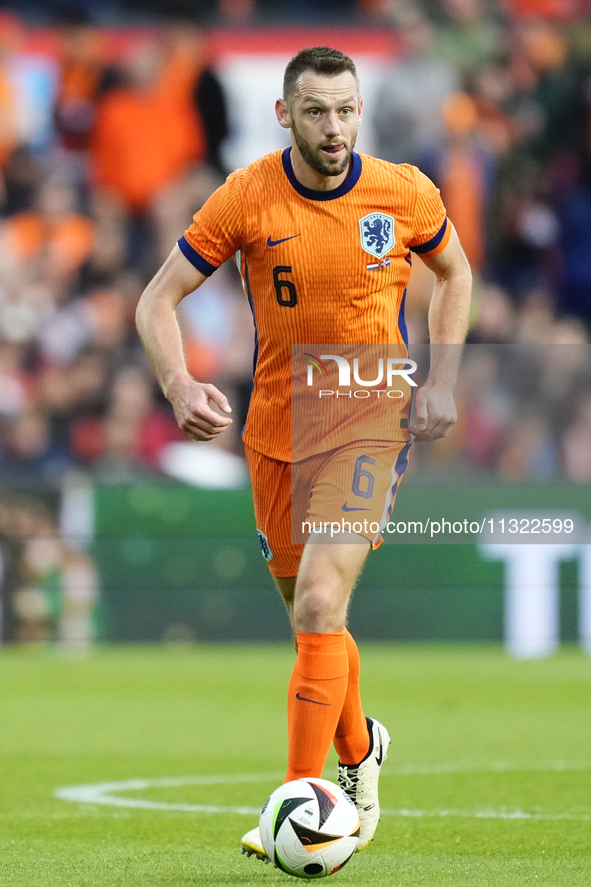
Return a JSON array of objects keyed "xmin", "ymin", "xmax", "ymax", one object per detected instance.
[{"xmin": 1, "ymin": 643, "xmax": 591, "ymax": 886}]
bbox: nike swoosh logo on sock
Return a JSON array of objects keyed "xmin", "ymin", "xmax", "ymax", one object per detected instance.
[{"xmin": 296, "ymin": 692, "xmax": 331, "ymax": 706}]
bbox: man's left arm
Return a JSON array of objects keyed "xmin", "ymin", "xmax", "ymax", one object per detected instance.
[{"xmin": 408, "ymin": 224, "xmax": 472, "ymax": 441}]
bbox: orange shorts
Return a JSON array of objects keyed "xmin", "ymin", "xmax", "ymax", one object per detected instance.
[{"xmin": 244, "ymin": 440, "xmax": 411, "ymax": 577}]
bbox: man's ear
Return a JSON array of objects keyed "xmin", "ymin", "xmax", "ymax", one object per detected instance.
[
  {"xmin": 358, "ymin": 95, "xmax": 364, "ymax": 126},
  {"xmin": 275, "ymin": 98, "xmax": 291, "ymax": 130}
]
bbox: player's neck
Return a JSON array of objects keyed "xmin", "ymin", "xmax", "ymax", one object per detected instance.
[{"xmin": 290, "ymin": 145, "xmax": 353, "ymax": 192}]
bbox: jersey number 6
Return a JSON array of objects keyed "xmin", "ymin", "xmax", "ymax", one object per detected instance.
[
  {"xmin": 352, "ymin": 456, "xmax": 376, "ymax": 499},
  {"xmin": 273, "ymin": 265, "xmax": 297, "ymax": 307}
]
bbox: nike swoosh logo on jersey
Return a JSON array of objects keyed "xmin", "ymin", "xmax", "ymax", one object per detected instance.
[
  {"xmin": 296, "ymin": 692, "xmax": 331, "ymax": 706},
  {"xmin": 267, "ymin": 234, "xmax": 301, "ymax": 247},
  {"xmin": 342, "ymin": 503, "xmax": 371, "ymax": 512}
]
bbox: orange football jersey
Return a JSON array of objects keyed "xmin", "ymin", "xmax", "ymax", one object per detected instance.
[{"xmin": 181, "ymin": 148, "xmax": 450, "ymax": 461}]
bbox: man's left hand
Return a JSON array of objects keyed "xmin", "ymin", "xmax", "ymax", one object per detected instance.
[{"xmin": 408, "ymin": 383, "xmax": 457, "ymax": 441}]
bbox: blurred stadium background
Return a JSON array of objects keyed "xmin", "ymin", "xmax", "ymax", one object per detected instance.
[{"xmin": 0, "ymin": 0, "xmax": 590, "ymax": 655}]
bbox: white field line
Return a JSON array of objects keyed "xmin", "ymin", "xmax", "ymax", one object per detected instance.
[
  {"xmin": 54, "ymin": 761, "xmax": 591, "ymax": 820},
  {"xmin": 54, "ymin": 772, "xmax": 285, "ymax": 816},
  {"xmin": 386, "ymin": 759, "xmax": 591, "ymax": 776},
  {"xmin": 381, "ymin": 807, "xmax": 591, "ymax": 822}
]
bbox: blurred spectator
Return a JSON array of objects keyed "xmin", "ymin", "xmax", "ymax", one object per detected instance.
[
  {"xmin": 160, "ymin": 10, "xmax": 229, "ymax": 175},
  {"xmin": 89, "ymin": 20, "xmax": 228, "ymax": 270},
  {"xmin": 468, "ymin": 283, "xmax": 516, "ymax": 342},
  {"xmin": 1, "ymin": 175, "xmax": 95, "ymax": 286},
  {"xmin": 514, "ymin": 292, "xmax": 556, "ymax": 341},
  {"xmin": 0, "ymin": 13, "xmax": 21, "ymax": 168},
  {"xmin": 436, "ymin": 0, "xmax": 503, "ymax": 80},
  {"xmin": 0, "ymin": 341, "xmax": 28, "ymax": 417},
  {"xmin": 471, "ymin": 63, "xmax": 516, "ymax": 156},
  {"xmin": 75, "ymin": 364, "xmax": 184, "ymax": 480},
  {"xmin": 456, "ymin": 348, "xmax": 515, "ymax": 471},
  {"xmin": 555, "ymin": 180, "xmax": 591, "ymax": 323},
  {"xmin": 0, "ymin": 12, "xmax": 58, "ymax": 165},
  {"xmin": 0, "ymin": 145, "xmax": 42, "ymax": 214},
  {"xmin": 90, "ymin": 37, "xmax": 205, "ymax": 216},
  {"xmin": 497, "ymin": 410, "xmax": 559, "ymax": 480},
  {"xmin": 219, "ymin": 0, "xmax": 256, "ymax": 19},
  {"xmin": 0, "ymin": 493, "xmax": 98, "ymax": 649},
  {"xmin": 0, "ymin": 12, "xmax": 57, "ymax": 158},
  {"xmin": 53, "ymin": 12, "xmax": 114, "ymax": 157},
  {"xmin": 151, "ymin": 11, "xmax": 229, "ymax": 263},
  {"xmin": 373, "ymin": 9, "xmax": 459, "ymax": 171},
  {"xmin": 435, "ymin": 91, "xmax": 493, "ymax": 270},
  {"xmin": 0, "ymin": 408, "xmax": 72, "ymax": 476},
  {"xmin": 562, "ymin": 394, "xmax": 591, "ymax": 482}
]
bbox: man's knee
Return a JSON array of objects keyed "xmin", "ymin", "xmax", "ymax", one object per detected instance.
[{"xmin": 293, "ymin": 580, "xmax": 349, "ymax": 633}]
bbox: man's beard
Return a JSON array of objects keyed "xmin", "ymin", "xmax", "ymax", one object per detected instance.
[{"xmin": 292, "ymin": 121, "xmax": 356, "ymax": 178}]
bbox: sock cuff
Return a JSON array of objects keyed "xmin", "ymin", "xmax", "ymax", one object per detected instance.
[
  {"xmin": 295, "ymin": 630, "xmax": 346, "ymax": 651},
  {"xmin": 343, "ymin": 629, "xmax": 360, "ymax": 674},
  {"xmin": 294, "ymin": 630, "xmax": 348, "ymax": 680}
]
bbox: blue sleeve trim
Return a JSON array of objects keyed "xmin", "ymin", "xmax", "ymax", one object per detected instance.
[
  {"xmin": 177, "ymin": 236, "xmax": 218, "ymax": 276},
  {"xmin": 409, "ymin": 217, "xmax": 448, "ymax": 255}
]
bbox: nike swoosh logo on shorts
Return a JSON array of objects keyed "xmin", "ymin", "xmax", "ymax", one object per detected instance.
[
  {"xmin": 267, "ymin": 234, "xmax": 300, "ymax": 247},
  {"xmin": 296, "ymin": 692, "xmax": 331, "ymax": 706},
  {"xmin": 342, "ymin": 503, "xmax": 371, "ymax": 512}
]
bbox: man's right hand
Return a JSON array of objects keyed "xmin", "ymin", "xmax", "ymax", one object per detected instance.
[{"xmin": 167, "ymin": 378, "xmax": 233, "ymax": 441}]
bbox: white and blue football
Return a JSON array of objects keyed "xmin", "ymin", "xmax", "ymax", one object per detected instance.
[{"xmin": 259, "ymin": 777, "xmax": 360, "ymax": 879}]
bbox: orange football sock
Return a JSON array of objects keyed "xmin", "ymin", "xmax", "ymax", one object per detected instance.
[
  {"xmin": 333, "ymin": 629, "xmax": 370, "ymax": 765},
  {"xmin": 285, "ymin": 631, "xmax": 349, "ymax": 782}
]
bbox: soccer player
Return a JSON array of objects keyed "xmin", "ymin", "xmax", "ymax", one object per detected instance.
[{"xmin": 136, "ymin": 46, "xmax": 472, "ymax": 860}]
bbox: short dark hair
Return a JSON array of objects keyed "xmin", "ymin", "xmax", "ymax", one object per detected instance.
[{"xmin": 283, "ymin": 46, "xmax": 358, "ymax": 103}]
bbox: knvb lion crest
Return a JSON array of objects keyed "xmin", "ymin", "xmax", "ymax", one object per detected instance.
[
  {"xmin": 257, "ymin": 529, "xmax": 273, "ymax": 562},
  {"xmin": 359, "ymin": 212, "xmax": 395, "ymax": 258}
]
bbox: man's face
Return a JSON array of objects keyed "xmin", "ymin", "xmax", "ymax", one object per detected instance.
[{"xmin": 279, "ymin": 71, "xmax": 362, "ymax": 178}]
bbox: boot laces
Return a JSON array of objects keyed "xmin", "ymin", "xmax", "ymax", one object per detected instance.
[{"xmin": 338, "ymin": 764, "xmax": 360, "ymax": 800}]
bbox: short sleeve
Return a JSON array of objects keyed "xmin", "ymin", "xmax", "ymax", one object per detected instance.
[
  {"xmin": 408, "ymin": 168, "xmax": 451, "ymax": 258},
  {"xmin": 178, "ymin": 170, "xmax": 246, "ymax": 276}
]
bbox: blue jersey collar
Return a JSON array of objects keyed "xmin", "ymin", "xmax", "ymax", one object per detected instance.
[{"xmin": 281, "ymin": 147, "xmax": 362, "ymax": 201}]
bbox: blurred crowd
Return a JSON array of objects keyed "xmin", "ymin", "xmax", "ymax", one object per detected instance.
[
  {"xmin": 376, "ymin": 0, "xmax": 591, "ymax": 326},
  {"xmin": 409, "ymin": 340, "xmax": 591, "ymax": 483},
  {"xmin": 0, "ymin": 0, "xmax": 590, "ymax": 493},
  {"xmin": 0, "ymin": 490, "xmax": 97, "ymax": 647},
  {"xmin": 0, "ymin": 8, "xmax": 254, "ymax": 489}
]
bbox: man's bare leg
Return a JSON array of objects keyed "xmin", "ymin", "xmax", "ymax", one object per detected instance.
[
  {"xmin": 273, "ymin": 539, "xmax": 369, "ymax": 766},
  {"xmin": 242, "ymin": 536, "xmax": 389, "ymax": 860},
  {"xmin": 274, "ymin": 533, "xmax": 367, "ymax": 627},
  {"xmin": 283, "ymin": 535, "xmax": 369, "ymax": 781},
  {"xmin": 279, "ymin": 537, "xmax": 389, "ymax": 849}
]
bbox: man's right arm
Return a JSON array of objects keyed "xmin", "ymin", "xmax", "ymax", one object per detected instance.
[{"xmin": 135, "ymin": 245, "xmax": 233, "ymax": 441}]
